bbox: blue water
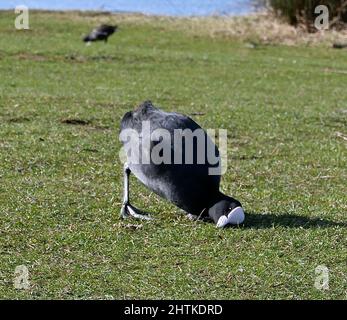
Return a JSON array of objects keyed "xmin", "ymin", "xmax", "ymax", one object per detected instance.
[{"xmin": 0, "ymin": 0, "xmax": 254, "ymax": 16}]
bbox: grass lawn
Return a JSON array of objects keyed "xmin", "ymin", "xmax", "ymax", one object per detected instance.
[{"xmin": 0, "ymin": 11, "xmax": 346, "ymax": 300}]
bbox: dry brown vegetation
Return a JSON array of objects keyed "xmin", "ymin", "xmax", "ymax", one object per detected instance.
[
  {"xmin": 61, "ymin": 10, "xmax": 347, "ymax": 46},
  {"xmin": 9, "ymin": 9, "xmax": 346, "ymax": 46}
]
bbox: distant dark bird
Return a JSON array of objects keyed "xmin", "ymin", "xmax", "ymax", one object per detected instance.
[
  {"xmin": 83, "ymin": 24, "xmax": 117, "ymax": 43},
  {"xmin": 333, "ymin": 42, "xmax": 347, "ymax": 49},
  {"xmin": 119, "ymin": 101, "xmax": 245, "ymax": 228}
]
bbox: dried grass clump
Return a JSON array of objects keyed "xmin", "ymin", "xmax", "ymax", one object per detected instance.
[
  {"xmin": 262, "ymin": 0, "xmax": 347, "ymax": 31},
  {"xmin": 176, "ymin": 12, "xmax": 347, "ymax": 46}
]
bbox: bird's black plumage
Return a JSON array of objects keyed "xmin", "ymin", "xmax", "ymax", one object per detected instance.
[
  {"xmin": 119, "ymin": 101, "xmax": 244, "ymax": 227},
  {"xmin": 120, "ymin": 101, "xmax": 220, "ymax": 215},
  {"xmin": 83, "ymin": 24, "xmax": 117, "ymax": 43}
]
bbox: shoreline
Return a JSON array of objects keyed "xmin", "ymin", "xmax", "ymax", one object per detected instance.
[
  {"xmin": 2, "ymin": 8, "xmax": 254, "ymax": 17},
  {"xmin": 0, "ymin": 0, "xmax": 255, "ymax": 17}
]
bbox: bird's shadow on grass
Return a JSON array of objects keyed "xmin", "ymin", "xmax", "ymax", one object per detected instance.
[{"xmin": 242, "ymin": 212, "xmax": 346, "ymax": 229}]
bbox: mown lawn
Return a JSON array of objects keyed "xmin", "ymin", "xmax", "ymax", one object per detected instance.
[{"xmin": 0, "ymin": 11, "xmax": 346, "ymax": 299}]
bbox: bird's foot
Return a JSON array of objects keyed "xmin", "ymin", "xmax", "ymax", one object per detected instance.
[
  {"xmin": 186, "ymin": 213, "xmax": 212, "ymax": 223},
  {"xmin": 186, "ymin": 213, "xmax": 198, "ymax": 221},
  {"xmin": 120, "ymin": 204, "xmax": 129, "ymax": 219},
  {"xmin": 120, "ymin": 203, "xmax": 153, "ymax": 221}
]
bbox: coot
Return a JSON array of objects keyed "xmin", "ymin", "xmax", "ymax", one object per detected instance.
[
  {"xmin": 83, "ymin": 25, "xmax": 117, "ymax": 43},
  {"xmin": 119, "ymin": 101, "xmax": 245, "ymax": 228}
]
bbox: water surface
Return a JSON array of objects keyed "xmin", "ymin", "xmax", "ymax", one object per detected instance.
[{"xmin": 1, "ymin": 0, "xmax": 254, "ymax": 16}]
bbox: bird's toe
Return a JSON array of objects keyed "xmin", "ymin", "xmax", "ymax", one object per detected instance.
[{"xmin": 120, "ymin": 205, "xmax": 129, "ymax": 219}]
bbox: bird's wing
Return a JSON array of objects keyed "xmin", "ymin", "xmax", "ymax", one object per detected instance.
[
  {"xmin": 96, "ymin": 25, "xmax": 115, "ymax": 34},
  {"xmin": 149, "ymin": 111, "xmax": 201, "ymax": 133}
]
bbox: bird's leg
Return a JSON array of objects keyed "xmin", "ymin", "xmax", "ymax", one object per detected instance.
[
  {"xmin": 120, "ymin": 163, "xmax": 152, "ymax": 220},
  {"xmin": 120, "ymin": 163, "xmax": 130, "ymax": 219}
]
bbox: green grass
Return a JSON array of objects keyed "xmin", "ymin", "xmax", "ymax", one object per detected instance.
[{"xmin": 0, "ymin": 11, "xmax": 346, "ymax": 300}]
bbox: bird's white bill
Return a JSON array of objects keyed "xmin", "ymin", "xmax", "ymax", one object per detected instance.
[{"xmin": 216, "ymin": 206, "xmax": 245, "ymax": 228}]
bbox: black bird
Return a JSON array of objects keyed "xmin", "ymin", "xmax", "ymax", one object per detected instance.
[
  {"xmin": 333, "ymin": 42, "xmax": 347, "ymax": 49},
  {"xmin": 83, "ymin": 24, "xmax": 117, "ymax": 43},
  {"xmin": 119, "ymin": 101, "xmax": 245, "ymax": 228}
]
